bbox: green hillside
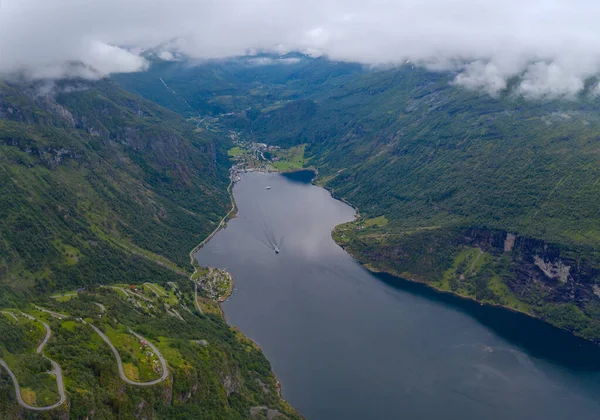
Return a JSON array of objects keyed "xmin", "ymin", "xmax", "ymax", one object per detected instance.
[
  {"xmin": 0, "ymin": 79, "xmax": 299, "ymax": 418},
  {"xmin": 308, "ymin": 68, "xmax": 600, "ymax": 246},
  {"xmin": 112, "ymin": 54, "xmax": 364, "ymax": 119},
  {"xmin": 0, "ymin": 79, "xmax": 229, "ymax": 294}
]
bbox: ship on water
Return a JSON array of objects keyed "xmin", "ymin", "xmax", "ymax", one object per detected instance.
[{"xmin": 266, "ymin": 186, "xmax": 272, "ymax": 190}]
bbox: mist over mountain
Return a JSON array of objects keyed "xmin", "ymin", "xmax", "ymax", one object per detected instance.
[
  {"xmin": 3, "ymin": 0, "xmax": 600, "ymax": 97},
  {"xmin": 4, "ymin": 2, "xmax": 600, "ymax": 417}
]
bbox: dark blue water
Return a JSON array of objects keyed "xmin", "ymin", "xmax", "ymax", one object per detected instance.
[{"xmin": 195, "ymin": 171, "xmax": 600, "ymax": 420}]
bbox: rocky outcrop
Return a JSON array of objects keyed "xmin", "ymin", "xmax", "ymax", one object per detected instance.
[
  {"xmin": 221, "ymin": 371, "xmax": 242, "ymax": 397},
  {"xmin": 533, "ymin": 256, "xmax": 571, "ymax": 283},
  {"xmin": 504, "ymin": 233, "xmax": 516, "ymax": 252},
  {"xmin": 0, "ymin": 137, "xmax": 83, "ymax": 169},
  {"xmin": 251, "ymin": 406, "xmax": 287, "ymax": 419},
  {"xmin": 457, "ymin": 228, "xmax": 600, "ymax": 311}
]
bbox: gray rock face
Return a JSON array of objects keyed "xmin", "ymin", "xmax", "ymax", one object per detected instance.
[
  {"xmin": 250, "ymin": 406, "xmax": 286, "ymax": 419},
  {"xmin": 504, "ymin": 232, "xmax": 516, "ymax": 252},
  {"xmin": 222, "ymin": 373, "xmax": 241, "ymax": 397},
  {"xmin": 534, "ymin": 256, "xmax": 571, "ymax": 283}
]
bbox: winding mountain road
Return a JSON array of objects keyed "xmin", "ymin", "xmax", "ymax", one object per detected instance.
[
  {"xmin": 144, "ymin": 283, "xmax": 167, "ymax": 297},
  {"xmin": 33, "ymin": 305, "xmax": 68, "ymax": 320},
  {"xmin": 166, "ymin": 308, "xmax": 185, "ymax": 322},
  {"xmin": 1, "ymin": 299, "xmax": 169, "ymax": 411},
  {"xmin": 87, "ymin": 324, "xmax": 168, "ymax": 386},
  {"xmin": 1, "ymin": 310, "xmax": 18, "ymax": 321},
  {"xmin": 0, "ymin": 312, "xmax": 66, "ymax": 411},
  {"xmin": 104, "ymin": 286, "xmax": 154, "ymax": 303}
]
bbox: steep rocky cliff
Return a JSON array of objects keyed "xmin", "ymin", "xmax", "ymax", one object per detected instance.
[{"xmin": 335, "ymin": 223, "xmax": 600, "ymax": 342}]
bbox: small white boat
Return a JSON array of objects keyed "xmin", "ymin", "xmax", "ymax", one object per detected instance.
[
  {"xmin": 266, "ymin": 186, "xmax": 272, "ymax": 190},
  {"xmin": 274, "ymin": 246, "xmax": 280, "ymax": 254}
]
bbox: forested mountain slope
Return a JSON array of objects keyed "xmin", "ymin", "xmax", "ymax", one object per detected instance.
[
  {"xmin": 0, "ymin": 79, "xmax": 298, "ymax": 418},
  {"xmin": 0, "ymin": 79, "xmax": 229, "ymax": 294},
  {"xmin": 271, "ymin": 67, "xmax": 600, "ymax": 342},
  {"xmin": 115, "ymin": 58, "xmax": 600, "ymax": 343},
  {"xmin": 112, "ymin": 54, "xmax": 364, "ymax": 119},
  {"xmin": 307, "ymin": 68, "xmax": 600, "ymax": 244}
]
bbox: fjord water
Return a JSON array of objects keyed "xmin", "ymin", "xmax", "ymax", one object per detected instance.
[{"xmin": 195, "ymin": 172, "xmax": 600, "ymax": 420}]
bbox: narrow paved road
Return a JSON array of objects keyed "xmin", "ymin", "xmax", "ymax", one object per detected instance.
[
  {"xmin": 187, "ymin": 178, "xmax": 236, "ymax": 307},
  {"xmin": 87, "ymin": 324, "xmax": 168, "ymax": 386},
  {"xmin": 33, "ymin": 305, "xmax": 68, "ymax": 320},
  {"xmin": 166, "ymin": 308, "xmax": 185, "ymax": 322},
  {"xmin": 188, "ymin": 178, "xmax": 236, "ymax": 266},
  {"xmin": 1, "ymin": 310, "xmax": 18, "ymax": 321},
  {"xmin": 1, "ymin": 300, "xmax": 169, "ymax": 410},
  {"xmin": 105, "ymin": 286, "xmax": 154, "ymax": 303},
  {"xmin": 50, "ymin": 293, "xmax": 77, "ymax": 299},
  {"xmin": 19, "ymin": 312, "xmax": 53, "ymax": 354},
  {"xmin": 144, "ymin": 283, "xmax": 167, "ymax": 297},
  {"xmin": 0, "ymin": 313, "xmax": 66, "ymax": 411}
]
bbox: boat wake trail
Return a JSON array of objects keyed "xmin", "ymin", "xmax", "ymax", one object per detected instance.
[{"xmin": 260, "ymin": 222, "xmax": 283, "ymax": 254}]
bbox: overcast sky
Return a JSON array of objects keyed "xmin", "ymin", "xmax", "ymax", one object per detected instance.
[{"xmin": 2, "ymin": 0, "xmax": 600, "ymax": 97}]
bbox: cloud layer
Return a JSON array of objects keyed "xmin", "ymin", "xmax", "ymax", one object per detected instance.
[{"xmin": 2, "ymin": 0, "xmax": 600, "ymax": 97}]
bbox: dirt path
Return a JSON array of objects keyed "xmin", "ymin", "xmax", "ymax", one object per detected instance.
[
  {"xmin": 467, "ymin": 249, "xmax": 485, "ymax": 274},
  {"xmin": 194, "ymin": 282, "xmax": 203, "ymax": 314}
]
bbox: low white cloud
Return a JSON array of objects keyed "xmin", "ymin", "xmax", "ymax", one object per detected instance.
[
  {"xmin": 247, "ymin": 57, "xmax": 302, "ymax": 66},
  {"xmin": 453, "ymin": 62, "xmax": 509, "ymax": 97},
  {"xmin": 517, "ymin": 62, "xmax": 585, "ymax": 99},
  {"xmin": 2, "ymin": 0, "xmax": 600, "ymax": 97},
  {"xmin": 158, "ymin": 51, "xmax": 176, "ymax": 62}
]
